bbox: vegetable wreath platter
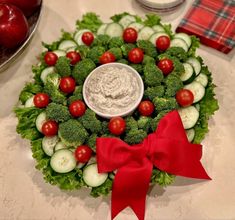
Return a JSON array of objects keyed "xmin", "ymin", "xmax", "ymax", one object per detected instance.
[{"xmin": 15, "ymin": 12, "xmax": 219, "ymax": 197}]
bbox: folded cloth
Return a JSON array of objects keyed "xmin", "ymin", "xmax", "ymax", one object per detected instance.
[{"xmin": 176, "ymin": 0, "xmax": 235, "ymax": 54}]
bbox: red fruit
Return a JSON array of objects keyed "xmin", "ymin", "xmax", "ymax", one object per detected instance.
[
  {"xmin": 128, "ymin": 48, "xmax": 144, "ymax": 64},
  {"xmin": 69, "ymin": 100, "xmax": 86, "ymax": 117},
  {"xmin": 157, "ymin": 58, "xmax": 174, "ymax": 75},
  {"xmin": 123, "ymin": 27, "xmax": 138, "ymax": 43},
  {"xmin": 42, "ymin": 120, "xmax": 58, "ymax": 136},
  {"xmin": 59, "ymin": 77, "xmax": 76, "ymax": 94},
  {"xmin": 138, "ymin": 101, "xmax": 154, "ymax": 116},
  {"xmin": 44, "ymin": 52, "xmax": 58, "ymax": 66},
  {"xmin": 33, "ymin": 93, "xmax": 50, "ymax": 108},
  {"xmin": 108, "ymin": 117, "xmax": 126, "ymax": 136},
  {"xmin": 176, "ymin": 89, "xmax": 194, "ymax": 107},
  {"xmin": 0, "ymin": 0, "xmax": 42, "ymax": 17},
  {"xmin": 156, "ymin": 36, "xmax": 170, "ymax": 51},
  {"xmin": 74, "ymin": 145, "xmax": 93, "ymax": 163},
  {"xmin": 0, "ymin": 4, "xmax": 29, "ymax": 48},
  {"xmin": 99, "ymin": 51, "xmax": 116, "ymax": 64},
  {"xmin": 81, "ymin": 32, "xmax": 94, "ymax": 46},
  {"xmin": 66, "ymin": 51, "xmax": 81, "ymax": 65}
]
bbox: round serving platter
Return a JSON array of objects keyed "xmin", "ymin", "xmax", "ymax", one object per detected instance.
[{"xmin": 0, "ymin": 1, "xmax": 43, "ymax": 72}]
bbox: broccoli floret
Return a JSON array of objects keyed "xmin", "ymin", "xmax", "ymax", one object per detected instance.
[
  {"xmin": 124, "ymin": 129, "xmax": 147, "ymax": 145},
  {"xmin": 68, "ymin": 86, "xmax": 83, "ymax": 105},
  {"xmin": 79, "ymin": 109, "xmax": 102, "ymax": 133},
  {"xmin": 151, "ymin": 110, "xmax": 170, "ymax": 131},
  {"xmin": 58, "ymin": 119, "xmax": 88, "ymax": 147},
  {"xmin": 44, "ymin": 73, "xmax": 66, "ymax": 105},
  {"xmin": 92, "ymin": 34, "xmax": 110, "ymax": 49},
  {"xmin": 86, "ymin": 133, "xmax": 97, "ymax": 152},
  {"xmin": 165, "ymin": 47, "xmax": 187, "ymax": 62},
  {"xmin": 77, "ymin": 45, "xmax": 90, "ymax": 59},
  {"xmin": 55, "ymin": 56, "xmax": 71, "ymax": 77},
  {"xmin": 46, "ymin": 103, "xmax": 71, "ymax": 123},
  {"xmin": 108, "ymin": 47, "xmax": 123, "ymax": 60},
  {"xmin": 109, "ymin": 37, "xmax": 124, "ymax": 48},
  {"xmin": 143, "ymin": 55, "xmax": 155, "ymax": 65},
  {"xmin": 102, "ymin": 121, "xmax": 109, "ymax": 133},
  {"xmin": 144, "ymin": 64, "xmax": 164, "ymax": 86},
  {"xmin": 72, "ymin": 59, "xmax": 96, "ymax": 85},
  {"xmin": 138, "ymin": 116, "xmax": 152, "ymax": 133},
  {"xmin": 137, "ymin": 40, "xmax": 158, "ymax": 58},
  {"xmin": 129, "ymin": 64, "xmax": 143, "ymax": 74},
  {"xmin": 101, "ymin": 134, "xmax": 115, "ymax": 138},
  {"xmin": 144, "ymin": 86, "xmax": 165, "ymax": 101},
  {"xmin": 117, "ymin": 59, "xmax": 128, "ymax": 65},
  {"xmin": 153, "ymin": 97, "xmax": 178, "ymax": 112},
  {"xmin": 125, "ymin": 116, "xmax": 138, "ymax": 132},
  {"xmin": 86, "ymin": 46, "xmax": 106, "ymax": 64},
  {"xmin": 121, "ymin": 43, "xmax": 136, "ymax": 57},
  {"xmin": 164, "ymin": 73, "xmax": 183, "ymax": 97}
]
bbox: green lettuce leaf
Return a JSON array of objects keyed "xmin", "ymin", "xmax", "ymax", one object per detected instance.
[
  {"xmin": 151, "ymin": 168, "xmax": 175, "ymax": 186},
  {"xmin": 19, "ymin": 83, "xmax": 43, "ymax": 104},
  {"xmin": 144, "ymin": 14, "xmax": 161, "ymax": 27},
  {"xmin": 110, "ymin": 12, "xmax": 142, "ymax": 23}
]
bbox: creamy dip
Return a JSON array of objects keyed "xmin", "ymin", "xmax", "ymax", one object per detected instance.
[{"xmin": 84, "ymin": 66, "xmax": 142, "ymax": 116}]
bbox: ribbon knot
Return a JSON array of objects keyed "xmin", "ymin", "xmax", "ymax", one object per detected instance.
[{"xmin": 96, "ymin": 110, "xmax": 211, "ymax": 220}]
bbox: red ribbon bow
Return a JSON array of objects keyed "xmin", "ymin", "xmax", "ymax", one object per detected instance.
[{"xmin": 96, "ymin": 110, "xmax": 211, "ymax": 220}]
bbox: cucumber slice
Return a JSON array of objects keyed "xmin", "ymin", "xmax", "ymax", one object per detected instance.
[
  {"xmin": 66, "ymin": 46, "xmax": 77, "ymax": 52},
  {"xmin": 109, "ymin": 172, "xmax": 115, "ymax": 180},
  {"xmin": 195, "ymin": 73, "xmax": 208, "ymax": 87},
  {"xmin": 180, "ymin": 63, "xmax": 195, "ymax": 84},
  {"xmin": 178, "ymin": 106, "xmax": 199, "ymax": 129},
  {"xmin": 138, "ymin": 26, "xmax": 155, "ymax": 40},
  {"xmin": 58, "ymin": 40, "xmax": 77, "ymax": 51},
  {"xmin": 77, "ymin": 162, "xmax": 86, "ymax": 169},
  {"xmin": 149, "ymin": 32, "xmax": 168, "ymax": 45},
  {"xmin": 186, "ymin": 57, "xmax": 201, "ymax": 76},
  {"xmin": 174, "ymin": 33, "xmax": 192, "ymax": 47},
  {"xmin": 83, "ymin": 163, "xmax": 108, "ymax": 187},
  {"xmin": 74, "ymin": 29, "xmax": 91, "ymax": 45},
  {"xmin": 170, "ymin": 38, "xmax": 188, "ymax": 52},
  {"xmin": 53, "ymin": 50, "xmax": 66, "ymax": 57},
  {"xmin": 97, "ymin": 23, "xmax": 108, "ymax": 35},
  {"xmin": 195, "ymin": 103, "xmax": 200, "ymax": 112},
  {"xmin": 54, "ymin": 141, "xmax": 67, "ymax": 151},
  {"xmin": 42, "ymin": 135, "xmax": 59, "ymax": 156},
  {"xmin": 184, "ymin": 81, "xmax": 205, "ymax": 103},
  {"xmin": 36, "ymin": 112, "xmax": 47, "ymax": 132},
  {"xmin": 152, "ymin": 25, "xmax": 165, "ymax": 33},
  {"xmin": 119, "ymin": 15, "xmax": 136, "ymax": 28},
  {"xmin": 40, "ymin": 67, "xmax": 55, "ymax": 84},
  {"xmin": 50, "ymin": 149, "xmax": 76, "ymax": 173},
  {"xmin": 186, "ymin": 128, "xmax": 195, "ymax": 142},
  {"xmin": 105, "ymin": 23, "xmax": 123, "ymax": 37},
  {"xmin": 87, "ymin": 156, "xmax": 96, "ymax": 165},
  {"xmin": 25, "ymin": 96, "xmax": 35, "ymax": 108},
  {"xmin": 128, "ymin": 22, "xmax": 144, "ymax": 32}
]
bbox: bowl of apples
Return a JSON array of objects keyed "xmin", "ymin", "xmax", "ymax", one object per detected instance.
[{"xmin": 0, "ymin": 0, "xmax": 42, "ymax": 72}]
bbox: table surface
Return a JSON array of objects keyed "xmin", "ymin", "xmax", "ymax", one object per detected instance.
[{"xmin": 1, "ymin": 1, "xmax": 235, "ymax": 219}]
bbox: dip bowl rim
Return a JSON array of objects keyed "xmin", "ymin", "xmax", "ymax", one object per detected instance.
[{"xmin": 83, "ymin": 62, "xmax": 144, "ymax": 119}]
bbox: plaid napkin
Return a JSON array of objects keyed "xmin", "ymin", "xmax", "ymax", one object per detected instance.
[{"xmin": 176, "ymin": 0, "xmax": 235, "ymax": 54}]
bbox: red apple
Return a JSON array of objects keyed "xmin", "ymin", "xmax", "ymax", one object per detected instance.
[
  {"xmin": 0, "ymin": 4, "xmax": 29, "ymax": 48},
  {"xmin": 0, "ymin": 0, "xmax": 41, "ymax": 17}
]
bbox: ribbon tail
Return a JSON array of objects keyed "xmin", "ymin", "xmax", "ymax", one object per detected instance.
[{"xmin": 111, "ymin": 160, "xmax": 153, "ymax": 220}]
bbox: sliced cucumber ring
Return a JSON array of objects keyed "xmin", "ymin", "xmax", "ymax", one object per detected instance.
[
  {"xmin": 174, "ymin": 33, "xmax": 192, "ymax": 47},
  {"xmin": 53, "ymin": 50, "xmax": 66, "ymax": 57},
  {"xmin": 128, "ymin": 22, "xmax": 144, "ymax": 32},
  {"xmin": 58, "ymin": 40, "xmax": 77, "ymax": 51},
  {"xmin": 138, "ymin": 26, "xmax": 155, "ymax": 41},
  {"xmin": 178, "ymin": 106, "xmax": 199, "ymax": 129},
  {"xmin": 40, "ymin": 67, "xmax": 56, "ymax": 84},
  {"xmin": 36, "ymin": 112, "xmax": 47, "ymax": 132},
  {"xmin": 170, "ymin": 38, "xmax": 188, "ymax": 52},
  {"xmin": 187, "ymin": 57, "xmax": 201, "ymax": 76},
  {"xmin": 97, "ymin": 23, "xmax": 108, "ymax": 35},
  {"xmin": 50, "ymin": 149, "xmax": 76, "ymax": 173},
  {"xmin": 195, "ymin": 73, "xmax": 208, "ymax": 87},
  {"xmin": 119, "ymin": 15, "xmax": 136, "ymax": 28},
  {"xmin": 25, "ymin": 96, "xmax": 35, "ymax": 108},
  {"xmin": 180, "ymin": 63, "xmax": 195, "ymax": 84},
  {"xmin": 54, "ymin": 141, "xmax": 67, "ymax": 151},
  {"xmin": 83, "ymin": 163, "xmax": 108, "ymax": 187},
  {"xmin": 42, "ymin": 135, "xmax": 59, "ymax": 156},
  {"xmin": 184, "ymin": 81, "xmax": 205, "ymax": 103},
  {"xmin": 152, "ymin": 25, "xmax": 165, "ymax": 33},
  {"xmin": 105, "ymin": 23, "xmax": 123, "ymax": 37},
  {"xmin": 186, "ymin": 128, "xmax": 195, "ymax": 142}
]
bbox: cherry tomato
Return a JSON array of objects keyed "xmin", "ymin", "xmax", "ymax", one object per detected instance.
[
  {"xmin": 156, "ymin": 36, "xmax": 170, "ymax": 51},
  {"xmin": 81, "ymin": 32, "xmax": 94, "ymax": 46},
  {"xmin": 74, "ymin": 145, "xmax": 93, "ymax": 163},
  {"xmin": 138, "ymin": 101, "xmax": 154, "ymax": 116},
  {"xmin": 176, "ymin": 89, "xmax": 194, "ymax": 107},
  {"xmin": 33, "ymin": 93, "xmax": 50, "ymax": 108},
  {"xmin": 99, "ymin": 51, "xmax": 116, "ymax": 64},
  {"xmin": 44, "ymin": 51, "xmax": 58, "ymax": 66},
  {"xmin": 59, "ymin": 77, "xmax": 76, "ymax": 94},
  {"xmin": 42, "ymin": 120, "xmax": 58, "ymax": 136},
  {"xmin": 69, "ymin": 100, "xmax": 86, "ymax": 117},
  {"xmin": 66, "ymin": 51, "xmax": 81, "ymax": 65},
  {"xmin": 108, "ymin": 117, "xmax": 126, "ymax": 136},
  {"xmin": 157, "ymin": 58, "xmax": 174, "ymax": 76},
  {"xmin": 123, "ymin": 27, "xmax": 138, "ymax": 43},
  {"xmin": 128, "ymin": 48, "xmax": 144, "ymax": 64}
]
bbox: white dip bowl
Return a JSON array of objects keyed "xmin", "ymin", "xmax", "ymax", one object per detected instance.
[{"xmin": 83, "ymin": 63, "xmax": 144, "ymax": 119}]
